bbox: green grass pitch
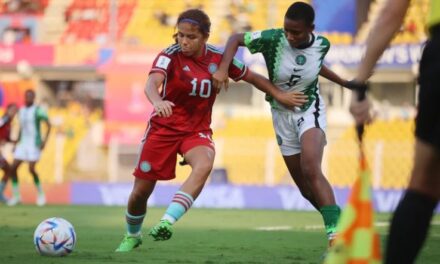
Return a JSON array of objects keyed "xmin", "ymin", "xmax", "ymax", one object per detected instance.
[{"xmin": 0, "ymin": 205, "xmax": 439, "ymax": 263}]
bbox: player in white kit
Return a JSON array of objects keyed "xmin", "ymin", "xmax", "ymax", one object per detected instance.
[
  {"xmin": 8, "ymin": 89, "xmax": 51, "ymax": 206},
  {"xmin": 213, "ymin": 2, "xmax": 349, "ymax": 247}
]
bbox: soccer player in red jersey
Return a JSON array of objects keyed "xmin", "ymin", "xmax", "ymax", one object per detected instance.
[
  {"xmin": 0, "ymin": 103, "xmax": 18, "ymax": 203},
  {"xmin": 115, "ymin": 9, "xmax": 308, "ymax": 252}
]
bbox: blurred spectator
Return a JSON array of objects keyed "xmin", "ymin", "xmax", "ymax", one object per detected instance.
[
  {"xmin": 55, "ymin": 83, "xmax": 73, "ymax": 108},
  {"xmin": 1, "ymin": 26, "xmax": 32, "ymax": 44},
  {"xmin": 399, "ymin": 102, "xmax": 416, "ymax": 121},
  {"xmin": 1, "ymin": 27, "xmax": 16, "ymax": 45},
  {"xmin": 1, "ymin": 0, "xmax": 44, "ymax": 14},
  {"xmin": 224, "ymin": 0, "xmax": 252, "ymax": 34},
  {"xmin": 154, "ymin": 11, "xmax": 174, "ymax": 27},
  {"xmin": 380, "ymin": 100, "xmax": 392, "ymax": 121},
  {"xmin": 184, "ymin": 0, "xmax": 203, "ymax": 10},
  {"xmin": 21, "ymin": 28, "xmax": 31, "ymax": 43}
]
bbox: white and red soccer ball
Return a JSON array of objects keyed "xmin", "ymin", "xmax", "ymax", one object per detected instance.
[{"xmin": 33, "ymin": 217, "xmax": 76, "ymax": 256}]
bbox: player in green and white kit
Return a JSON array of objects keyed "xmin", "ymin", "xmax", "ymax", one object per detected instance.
[
  {"xmin": 213, "ymin": 2, "xmax": 349, "ymax": 247},
  {"xmin": 7, "ymin": 89, "xmax": 51, "ymax": 206}
]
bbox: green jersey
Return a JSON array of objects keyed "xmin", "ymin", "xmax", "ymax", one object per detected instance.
[{"xmin": 244, "ymin": 29, "xmax": 330, "ymax": 111}]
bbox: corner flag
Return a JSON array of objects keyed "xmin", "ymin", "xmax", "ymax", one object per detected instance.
[{"xmin": 323, "ymin": 144, "xmax": 382, "ymax": 264}]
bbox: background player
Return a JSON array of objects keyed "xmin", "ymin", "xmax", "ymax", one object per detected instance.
[
  {"xmin": 348, "ymin": 0, "xmax": 439, "ymax": 263},
  {"xmin": 115, "ymin": 8, "xmax": 308, "ymax": 252},
  {"xmin": 7, "ymin": 89, "xmax": 51, "ymax": 206},
  {"xmin": 213, "ymin": 2, "xmax": 350, "ymax": 247},
  {"xmin": 0, "ymin": 103, "xmax": 18, "ymax": 203}
]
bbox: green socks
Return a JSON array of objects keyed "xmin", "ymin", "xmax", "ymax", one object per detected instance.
[{"xmin": 320, "ymin": 205, "xmax": 341, "ymax": 240}]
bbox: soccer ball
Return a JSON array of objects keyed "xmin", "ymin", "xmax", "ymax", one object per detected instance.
[{"xmin": 33, "ymin": 217, "xmax": 76, "ymax": 256}]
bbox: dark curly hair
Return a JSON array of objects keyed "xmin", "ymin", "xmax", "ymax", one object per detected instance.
[{"xmin": 285, "ymin": 2, "xmax": 315, "ymax": 26}]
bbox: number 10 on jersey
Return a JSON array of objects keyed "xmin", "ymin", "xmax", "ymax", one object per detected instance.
[{"xmin": 189, "ymin": 78, "xmax": 212, "ymax": 98}]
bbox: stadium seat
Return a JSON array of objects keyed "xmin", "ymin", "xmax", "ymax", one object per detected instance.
[{"xmin": 60, "ymin": 0, "xmax": 136, "ymax": 44}]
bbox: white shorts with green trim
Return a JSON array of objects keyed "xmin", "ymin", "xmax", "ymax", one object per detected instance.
[{"xmin": 271, "ymin": 96, "xmax": 327, "ymax": 156}]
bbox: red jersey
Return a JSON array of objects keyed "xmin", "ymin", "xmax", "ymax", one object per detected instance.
[
  {"xmin": 0, "ymin": 116, "xmax": 11, "ymax": 141},
  {"xmin": 148, "ymin": 44, "xmax": 248, "ymax": 134}
]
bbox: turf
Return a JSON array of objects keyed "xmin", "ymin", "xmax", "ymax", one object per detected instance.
[{"xmin": 0, "ymin": 205, "xmax": 439, "ymax": 263}]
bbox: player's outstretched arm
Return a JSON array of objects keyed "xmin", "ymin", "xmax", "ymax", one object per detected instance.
[
  {"xmin": 145, "ymin": 73, "xmax": 175, "ymax": 118},
  {"xmin": 319, "ymin": 65, "xmax": 349, "ymax": 87},
  {"xmin": 212, "ymin": 33, "xmax": 246, "ymax": 92},
  {"xmin": 15, "ymin": 130, "xmax": 21, "ymax": 146},
  {"xmin": 244, "ymin": 71, "xmax": 308, "ymax": 108},
  {"xmin": 41, "ymin": 119, "xmax": 51, "ymax": 150},
  {"xmin": 350, "ymin": 0, "xmax": 410, "ymax": 125}
]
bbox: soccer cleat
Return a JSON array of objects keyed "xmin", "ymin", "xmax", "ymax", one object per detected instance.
[
  {"xmin": 149, "ymin": 220, "xmax": 173, "ymax": 241},
  {"xmin": 328, "ymin": 238, "xmax": 336, "ymax": 248},
  {"xmin": 36, "ymin": 193, "xmax": 46, "ymax": 206},
  {"xmin": 327, "ymin": 231, "xmax": 338, "ymax": 248},
  {"xmin": 7, "ymin": 196, "xmax": 21, "ymax": 206},
  {"xmin": 320, "ymin": 231, "xmax": 337, "ymax": 261},
  {"xmin": 115, "ymin": 234, "xmax": 142, "ymax": 252}
]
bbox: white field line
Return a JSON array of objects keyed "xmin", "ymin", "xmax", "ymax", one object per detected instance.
[
  {"xmin": 255, "ymin": 226, "xmax": 292, "ymax": 231},
  {"xmin": 255, "ymin": 221, "xmax": 440, "ymax": 231}
]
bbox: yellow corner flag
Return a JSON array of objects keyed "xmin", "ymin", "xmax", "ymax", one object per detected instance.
[{"xmin": 324, "ymin": 148, "xmax": 382, "ymax": 264}]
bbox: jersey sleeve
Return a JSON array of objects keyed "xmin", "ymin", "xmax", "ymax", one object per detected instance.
[
  {"xmin": 243, "ymin": 29, "xmax": 279, "ymax": 54},
  {"xmin": 36, "ymin": 107, "xmax": 49, "ymax": 121},
  {"xmin": 149, "ymin": 51, "xmax": 173, "ymax": 77},
  {"xmin": 316, "ymin": 35, "xmax": 331, "ymax": 66},
  {"xmin": 228, "ymin": 57, "xmax": 248, "ymax": 82}
]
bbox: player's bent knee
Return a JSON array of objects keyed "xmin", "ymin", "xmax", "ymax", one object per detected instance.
[{"xmin": 192, "ymin": 162, "xmax": 213, "ymax": 176}]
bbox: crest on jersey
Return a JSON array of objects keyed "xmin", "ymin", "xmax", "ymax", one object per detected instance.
[
  {"xmin": 295, "ymin": 55, "xmax": 306, "ymax": 65},
  {"xmin": 208, "ymin": 63, "xmax": 218, "ymax": 74},
  {"xmin": 140, "ymin": 161, "xmax": 151, "ymax": 172}
]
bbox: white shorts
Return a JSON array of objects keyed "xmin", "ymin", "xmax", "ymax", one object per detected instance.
[
  {"xmin": 14, "ymin": 144, "xmax": 41, "ymax": 162},
  {"xmin": 271, "ymin": 96, "xmax": 327, "ymax": 156}
]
